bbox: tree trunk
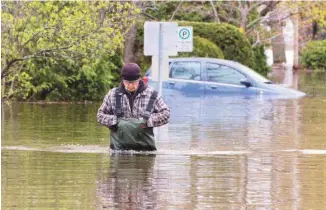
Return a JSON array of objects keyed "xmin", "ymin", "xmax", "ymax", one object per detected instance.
[
  {"xmin": 240, "ymin": 3, "xmax": 249, "ymax": 31},
  {"xmin": 1, "ymin": 59, "xmax": 20, "ymax": 79},
  {"xmin": 209, "ymin": 0, "xmax": 220, "ymax": 23},
  {"xmin": 123, "ymin": 23, "xmax": 138, "ymax": 63},
  {"xmin": 271, "ymin": 23, "xmax": 286, "ymax": 64},
  {"xmin": 170, "ymin": 1, "xmax": 183, "ymax": 21},
  {"xmin": 292, "ymin": 6, "xmax": 299, "ymax": 67},
  {"xmin": 2, "ymin": 77, "xmax": 5, "ymax": 99}
]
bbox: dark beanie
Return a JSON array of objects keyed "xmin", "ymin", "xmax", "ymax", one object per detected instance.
[{"xmin": 120, "ymin": 63, "xmax": 141, "ymax": 81}]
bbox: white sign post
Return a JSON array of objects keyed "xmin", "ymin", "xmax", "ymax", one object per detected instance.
[{"xmin": 144, "ymin": 22, "xmax": 178, "ymax": 95}]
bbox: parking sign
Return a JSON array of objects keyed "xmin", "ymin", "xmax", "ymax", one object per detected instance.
[{"xmin": 177, "ymin": 27, "xmax": 193, "ymax": 52}]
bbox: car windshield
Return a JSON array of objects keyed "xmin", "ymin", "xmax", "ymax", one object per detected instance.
[{"xmin": 233, "ymin": 62, "xmax": 272, "ymax": 83}]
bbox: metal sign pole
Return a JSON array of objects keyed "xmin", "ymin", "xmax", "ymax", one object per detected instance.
[
  {"xmin": 158, "ymin": 23, "xmax": 163, "ymax": 96},
  {"xmin": 156, "ymin": 23, "xmax": 163, "ymax": 143}
]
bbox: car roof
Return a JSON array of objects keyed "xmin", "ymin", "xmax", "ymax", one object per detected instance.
[{"xmin": 168, "ymin": 57, "xmax": 240, "ymax": 66}]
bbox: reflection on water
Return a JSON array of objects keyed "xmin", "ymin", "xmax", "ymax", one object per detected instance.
[
  {"xmin": 161, "ymin": 97, "xmax": 326, "ymax": 152},
  {"xmin": 97, "ymin": 154, "xmax": 157, "ymax": 209},
  {"xmin": 2, "ymin": 150, "xmax": 110, "ymax": 209},
  {"xmin": 2, "ymin": 71, "xmax": 326, "ymax": 209}
]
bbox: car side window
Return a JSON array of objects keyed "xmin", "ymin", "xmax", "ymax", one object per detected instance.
[
  {"xmin": 206, "ymin": 63, "xmax": 246, "ymax": 85},
  {"xmin": 147, "ymin": 62, "xmax": 171, "ymax": 76},
  {"xmin": 170, "ymin": 61, "xmax": 201, "ymax": 81}
]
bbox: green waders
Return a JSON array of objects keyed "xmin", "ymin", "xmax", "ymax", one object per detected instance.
[{"xmin": 110, "ymin": 91, "xmax": 158, "ymax": 151}]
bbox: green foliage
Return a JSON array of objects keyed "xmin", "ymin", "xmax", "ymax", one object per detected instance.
[
  {"xmin": 247, "ymin": 10, "xmax": 260, "ymax": 27},
  {"xmin": 143, "ymin": 2, "xmax": 212, "ymax": 22},
  {"xmin": 1, "ymin": 1, "xmax": 138, "ymax": 101},
  {"xmin": 173, "ymin": 2, "xmax": 211, "ymax": 22},
  {"xmin": 252, "ymin": 45, "xmax": 271, "ymax": 76},
  {"xmin": 9, "ymin": 53, "xmax": 123, "ymax": 101},
  {"xmin": 177, "ymin": 36, "xmax": 224, "ymax": 58},
  {"xmin": 144, "ymin": 2, "xmax": 179, "ymax": 20},
  {"xmin": 178, "ymin": 21, "xmax": 255, "ymax": 68},
  {"xmin": 301, "ymin": 40, "xmax": 326, "ymax": 70},
  {"xmin": 134, "ymin": 21, "xmax": 255, "ymax": 72}
]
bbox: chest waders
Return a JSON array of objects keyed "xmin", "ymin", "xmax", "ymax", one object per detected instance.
[{"xmin": 110, "ymin": 91, "xmax": 158, "ymax": 151}]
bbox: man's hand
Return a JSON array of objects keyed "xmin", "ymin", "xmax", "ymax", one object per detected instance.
[
  {"xmin": 140, "ymin": 123, "xmax": 148, "ymax": 129},
  {"xmin": 139, "ymin": 118, "xmax": 148, "ymax": 129},
  {"xmin": 109, "ymin": 125, "xmax": 118, "ymax": 132}
]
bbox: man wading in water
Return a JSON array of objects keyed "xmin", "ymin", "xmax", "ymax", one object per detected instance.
[{"xmin": 97, "ymin": 63, "xmax": 170, "ymax": 151}]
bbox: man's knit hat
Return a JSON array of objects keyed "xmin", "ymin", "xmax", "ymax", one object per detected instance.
[{"xmin": 120, "ymin": 63, "xmax": 141, "ymax": 81}]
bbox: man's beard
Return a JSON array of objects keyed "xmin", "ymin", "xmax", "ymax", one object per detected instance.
[{"xmin": 126, "ymin": 86, "xmax": 138, "ymax": 93}]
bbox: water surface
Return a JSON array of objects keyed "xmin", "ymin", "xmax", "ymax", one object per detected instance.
[{"xmin": 2, "ymin": 71, "xmax": 326, "ymax": 209}]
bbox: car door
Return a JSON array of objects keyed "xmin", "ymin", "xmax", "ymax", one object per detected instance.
[
  {"xmin": 203, "ymin": 62, "xmax": 257, "ymax": 97},
  {"xmin": 162, "ymin": 60, "xmax": 204, "ymax": 97}
]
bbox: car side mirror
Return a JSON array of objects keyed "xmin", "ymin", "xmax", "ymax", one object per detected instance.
[{"xmin": 240, "ymin": 79, "xmax": 252, "ymax": 87}]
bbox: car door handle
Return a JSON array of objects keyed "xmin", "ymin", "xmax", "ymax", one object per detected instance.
[
  {"xmin": 168, "ymin": 82, "xmax": 175, "ymax": 85},
  {"xmin": 209, "ymin": 85, "xmax": 217, "ymax": 89}
]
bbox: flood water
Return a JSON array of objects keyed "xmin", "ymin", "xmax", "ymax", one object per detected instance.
[{"xmin": 2, "ymin": 71, "xmax": 326, "ymax": 209}]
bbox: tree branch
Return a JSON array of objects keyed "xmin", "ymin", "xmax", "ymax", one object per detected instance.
[
  {"xmin": 209, "ymin": 0, "xmax": 220, "ymax": 23},
  {"xmin": 248, "ymin": 1, "xmax": 266, "ymax": 13},
  {"xmin": 1, "ymin": 59, "xmax": 22, "ymax": 79},
  {"xmin": 252, "ymin": 33, "xmax": 282, "ymax": 47},
  {"xmin": 260, "ymin": 1, "xmax": 281, "ymax": 16},
  {"xmin": 246, "ymin": 13, "xmax": 271, "ymax": 30},
  {"xmin": 214, "ymin": 3, "xmax": 237, "ymax": 25},
  {"xmin": 170, "ymin": 1, "xmax": 183, "ymax": 21},
  {"xmin": 141, "ymin": 11, "xmax": 157, "ymax": 20},
  {"xmin": 218, "ymin": 2, "xmax": 240, "ymax": 13},
  {"xmin": 265, "ymin": 11, "xmax": 296, "ymax": 25},
  {"xmin": 20, "ymin": 31, "xmax": 43, "ymax": 53},
  {"xmin": 217, "ymin": 13, "xmax": 241, "ymax": 25},
  {"xmin": 1, "ymin": 45, "xmax": 73, "ymax": 79},
  {"xmin": 246, "ymin": 8, "xmax": 298, "ymax": 35}
]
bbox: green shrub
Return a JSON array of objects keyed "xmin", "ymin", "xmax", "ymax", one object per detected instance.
[
  {"xmin": 301, "ymin": 40, "xmax": 326, "ymax": 70},
  {"xmin": 9, "ymin": 53, "xmax": 123, "ymax": 101},
  {"xmin": 252, "ymin": 45, "xmax": 271, "ymax": 76},
  {"xmin": 177, "ymin": 36, "xmax": 224, "ymax": 58},
  {"xmin": 134, "ymin": 21, "xmax": 255, "ymax": 72},
  {"xmin": 178, "ymin": 21, "xmax": 255, "ymax": 68}
]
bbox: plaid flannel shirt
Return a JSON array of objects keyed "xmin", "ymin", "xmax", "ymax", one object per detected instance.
[{"xmin": 97, "ymin": 85, "xmax": 170, "ymax": 128}]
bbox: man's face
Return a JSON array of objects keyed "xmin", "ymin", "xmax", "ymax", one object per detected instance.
[{"xmin": 123, "ymin": 79, "xmax": 140, "ymax": 92}]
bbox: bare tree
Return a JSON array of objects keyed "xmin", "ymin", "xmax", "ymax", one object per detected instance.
[
  {"xmin": 170, "ymin": 1, "xmax": 183, "ymax": 21},
  {"xmin": 123, "ymin": 1, "xmax": 145, "ymax": 63},
  {"xmin": 209, "ymin": 0, "xmax": 220, "ymax": 23}
]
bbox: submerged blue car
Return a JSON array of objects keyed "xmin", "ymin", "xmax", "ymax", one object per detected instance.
[{"xmin": 143, "ymin": 58, "xmax": 306, "ymax": 99}]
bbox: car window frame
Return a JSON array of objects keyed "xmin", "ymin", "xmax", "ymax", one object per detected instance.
[
  {"xmin": 204, "ymin": 62, "xmax": 248, "ymax": 86},
  {"xmin": 169, "ymin": 61, "xmax": 202, "ymax": 81}
]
